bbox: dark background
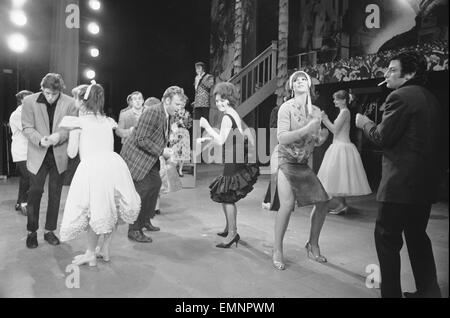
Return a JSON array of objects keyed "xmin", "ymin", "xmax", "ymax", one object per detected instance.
[
  {"xmin": 0, "ymin": 0, "xmax": 211, "ymax": 174},
  {"xmin": 0, "ymin": 0, "xmax": 212, "ymax": 119}
]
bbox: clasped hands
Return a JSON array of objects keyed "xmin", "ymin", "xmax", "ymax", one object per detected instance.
[{"xmin": 40, "ymin": 133, "xmax": 60, "ymax": 148}]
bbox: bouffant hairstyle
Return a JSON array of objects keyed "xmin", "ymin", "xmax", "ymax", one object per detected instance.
[{"xmin": 213, "ymin": 82, "xmax": 239, "ymax": 108}]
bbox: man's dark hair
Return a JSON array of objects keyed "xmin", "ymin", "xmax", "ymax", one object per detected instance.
[
  {"xmin": 40, "ymin": 73, "xmax": 66, "ymax": 91},
  {"xmin": 391, "ymin": 51, "xmax": 427, "ymax": 78}
]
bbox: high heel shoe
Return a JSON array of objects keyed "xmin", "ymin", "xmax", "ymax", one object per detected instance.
[
  {"xmin": 217, "ymin": 230, "xmax": 228, "ymax": 237},
  {"xmin": 72, "ymin": 253, "xmax": 97, "ymax": 267},
  {"xmin": 305, "ymin": 242, "xmax": 327, "ymax": 263},
  {"xmin": 216, "ymin": 234, "xmax": 240, "ymax": 248},
  {"xmin": 272, "ymin": 252, "xmax": 286, "ymax": 270},
  {"xmin": 329, "ymin": 205, "xmax": 348, "ymax": 215}
]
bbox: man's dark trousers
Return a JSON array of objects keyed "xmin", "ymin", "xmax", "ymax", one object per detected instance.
[
  {"xmin": 27, "ymin": 150, "xmax": 64, "ymax": 232},
  {"xmin": 375, "ymin": 202, "xmax": 441, "ymax": 298},
  {"xmin": 129, "ymin": 165, "xmax": 162, "ymax": 231}
]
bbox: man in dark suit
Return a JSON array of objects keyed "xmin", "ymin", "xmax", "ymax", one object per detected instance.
[
  {"xmin": 356, "ymin": 51, "xmax": 442, "ymax": 298},
  {"xmin": 121, "ymin": 86, "xmax": 184, "ymax": 242}
]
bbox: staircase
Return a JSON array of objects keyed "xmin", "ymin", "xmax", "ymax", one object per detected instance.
[{"xmin": 229, "ymin": 41, "xmax": 278, "ymax": 118}]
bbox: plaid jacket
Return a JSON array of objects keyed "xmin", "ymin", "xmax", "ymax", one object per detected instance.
[
  {"xmin": 194, "ymin": 73, "xmax": 214, "ymax": 108},
  {"xmin": 121, "ymin": 103, "xmax": 168, "ymax": 182}
]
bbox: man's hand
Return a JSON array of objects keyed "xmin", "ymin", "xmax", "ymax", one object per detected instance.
[
  {"xmin": 47, "ymin": 132, "xmax": 61, "ymax": 146},
  {"xmin": 356, "ymin": 114, "xmax": 372, "ymax": 129},
  {"xmin": 40, "ymin": 136, "xmax": 51, "ymax": 148}
]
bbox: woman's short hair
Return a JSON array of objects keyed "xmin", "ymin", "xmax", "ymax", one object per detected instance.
[
  {"xmin": 213, "ymin": 82, "xmax": 239, "ymax": 108},
  {"xmin": 15, "ymin": 90, "xmax": 33, "ymax": 105},
  {"xmin": 144, "ymin": 97, "xmax": 161, "ymax": 107},
  {"xmin": 77, "ymin": 84, "xmax": 105, "ymax": 116},
  {"xmin": 40, "ymin": 73, "xmax": 66, "ymax": 91},
  {"xmin": 333, "ymin": 90, "xmax": 349, "ymax": 103}
]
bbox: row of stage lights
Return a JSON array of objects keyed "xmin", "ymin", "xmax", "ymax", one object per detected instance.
[
  {"xmin": 6, "ymin": 0, "xmax": 28, "ymax": 54},
  {"xmin": 84, "ymin": 0, "xmax": 102, "ymax": 80},
  {"xmin": 5, "ymin": 0, "xmax": 102, "ymax": 81}
]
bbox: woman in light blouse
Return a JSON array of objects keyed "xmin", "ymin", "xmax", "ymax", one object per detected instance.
[{"xmin": 272, "ymin": 71, "xmax": 330, "ymax": 270}]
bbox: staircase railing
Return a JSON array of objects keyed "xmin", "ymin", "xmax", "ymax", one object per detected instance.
[{"xmin": 229, "ymin": 41, "xmax": 278, "ymax": 117}]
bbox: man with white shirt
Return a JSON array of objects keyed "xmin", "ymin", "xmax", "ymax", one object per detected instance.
[{"xmin": 9, "ymin": 90, "xmax": 33, "ymax": 215}]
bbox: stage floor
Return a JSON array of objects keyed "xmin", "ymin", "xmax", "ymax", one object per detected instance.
[{"xmin": 0, "ymin": 165, "xmax": 448, "ymax": 298}]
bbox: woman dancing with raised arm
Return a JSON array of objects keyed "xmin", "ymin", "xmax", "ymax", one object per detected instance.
[{"xmin": 199, "ymin": 82, "xmax": 259, "ymax": 248}]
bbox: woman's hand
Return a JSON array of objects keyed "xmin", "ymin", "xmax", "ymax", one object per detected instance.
[
  {"xmin": 304, "ymin": 118, "xmax": 321, "ymax": 134},
  {"xmin": 321, "ymin": 111, "xmax": 328, "ymax": 121}
]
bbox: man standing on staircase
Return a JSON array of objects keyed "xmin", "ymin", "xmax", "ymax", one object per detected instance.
[{"xmin": 192, "ymin": 62, "xmax": 214, "ymax": 141}]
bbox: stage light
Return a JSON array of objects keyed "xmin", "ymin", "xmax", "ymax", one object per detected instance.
[
  {"xmin": 12, "ymin": 0, "xmax": 27, "ymax": 8},
  {"xmin": 89, "ymin": 0, "xmax": 101, "ymax": 11},
  {"xmin": 7, "ymin": 33, "xmax": 28, "ymax": 53},
  {"xmin": 89, "ymin": 47, "xmax": 100, "ymax": 58},
  {"xmin": 85, "ymin": 68, "xmax": 96, "ymax": 80},
  {"xmin": 10, "ymin": 10, "xmax": 27, "ymax": 26},
  {"xmin": 87, "ymin": 22, "xmax": 100, "ymax": 35}
]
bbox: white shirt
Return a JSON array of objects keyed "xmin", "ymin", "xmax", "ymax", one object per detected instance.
[
  {"xmin": 195, "ymin": 72, "xmax": 205, "ymax": 90},
  {"xmin": 9, "ymin": 105, "xmax": 28, "ymax": 162}
]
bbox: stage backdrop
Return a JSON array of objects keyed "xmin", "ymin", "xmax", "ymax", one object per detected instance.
[{"xmin": 50, "ymin": 0, "xmax": 79, "ymax": 94}]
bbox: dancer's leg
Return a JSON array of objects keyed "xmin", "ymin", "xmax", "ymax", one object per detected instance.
[
  {"xmin": 273, "ymin": 169, "xmax": 295, "ymax": 265},
  {"xmin": 222, "ymin": 203, "xmax": 237, "ymax": 243}
]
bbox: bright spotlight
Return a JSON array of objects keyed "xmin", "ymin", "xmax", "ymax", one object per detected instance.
[
  {"xmin": 7, "ymin": 33, "xmax": 28, "ymax": 53},
  {"xmin": 10, "ymin": 10, "xmax": 27, "ymax": 26},
  {"xmin": 89, "ymin": 0, "xmax": 101, "ymax": 11},
  {"xmin": 87, "ymin": 22, "xmax": 100, "ymax": 35},
  {"xmin": 90, "ymin": 47, "xmax": 100, "ymax": 58},
  {"xmin": 12, "ymin": 0, "xmax": 27, "ymax": 8},
  {"xmin": 85, "ymin": 69, "xmax": 96, "ymax": 80}
]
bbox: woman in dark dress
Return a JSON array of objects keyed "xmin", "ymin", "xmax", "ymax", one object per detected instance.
[{"xmin": 199, "ymin": 82, "xmax": 259, "ymax": 248}]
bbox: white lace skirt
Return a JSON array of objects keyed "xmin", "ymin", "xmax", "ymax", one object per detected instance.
[
  {"xmin": 60, "ymin": 152, "xmax": 141, "ymax": 242},
  {"xmin": 317, "ymin": 141, "xmax": 372, "ymax": 197}
]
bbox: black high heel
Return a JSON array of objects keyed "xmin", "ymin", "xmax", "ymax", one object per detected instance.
[
  {"xmin": 217, "ymin": 231, "xmax": 228, "ymax": 237},
  {"xmin": 216, "ymin": 234, "xmax": 240, "ymax": 248}
]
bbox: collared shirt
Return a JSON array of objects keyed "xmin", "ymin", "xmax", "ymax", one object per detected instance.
[
  {"xmin": 37, "ymin": 92, "xmax": 60, "ymax": 134},
  {"xmin": 195, "ymin": 72, "xmax": 205, "ymax": 90}
]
